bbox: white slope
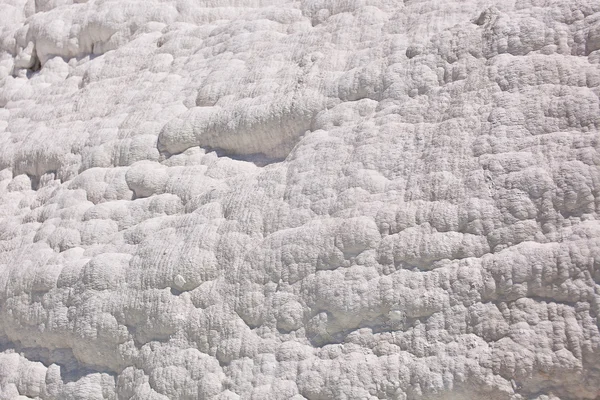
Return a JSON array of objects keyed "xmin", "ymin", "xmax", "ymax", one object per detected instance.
[{"xmin": 1, "ymin": 0, "xmax": 600, "ymax": 399}]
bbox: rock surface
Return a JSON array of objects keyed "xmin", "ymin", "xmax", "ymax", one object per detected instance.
[{"xmin": 1, "ymin": 0, "xmax": 600, "ymax": 399}]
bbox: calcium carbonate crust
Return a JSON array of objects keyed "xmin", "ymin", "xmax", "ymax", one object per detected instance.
[{"xmin": 1, "ymin": 0, "xmax": 600, "ymax": 399}]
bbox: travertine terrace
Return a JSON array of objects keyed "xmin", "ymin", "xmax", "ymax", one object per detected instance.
[{"xmin": 1, "ymin": 0, "xmax": 600, "ymax": 398}]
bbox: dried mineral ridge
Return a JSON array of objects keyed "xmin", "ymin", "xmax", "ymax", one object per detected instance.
[{"xmin": 1, "ymin": 0, "xmax": 600, "ymax": 399}]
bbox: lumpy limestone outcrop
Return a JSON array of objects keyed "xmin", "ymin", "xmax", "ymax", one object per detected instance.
[{"xmin": 1, "ymin": 0, "xmax": 600, "ymax": 399}]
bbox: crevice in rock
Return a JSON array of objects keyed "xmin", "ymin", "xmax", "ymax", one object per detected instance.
[
  {"xmin": 122, "ymin": 323, "xmax": 173, "ymax": 349},
  {"xmin": 0, "ymin": 341, "xmax": 116, "ymax": 383},
  {"xmin": 170, "ymin": 287, "xmax": 183, "ymax": 296},
  {"xmin": 26, "ymin": 46, "xmax": 41, "ymax": 76},
  {"xmin": 26, "ymin": 173, "xmax": 40, "ymax": 190},
  {"xmin": 159, "ymin": 145, "xmax": 287, "ymax": 167},
  {"xmin": 204, "ymin": 147, "xmax": 286, "ymax": 167}
]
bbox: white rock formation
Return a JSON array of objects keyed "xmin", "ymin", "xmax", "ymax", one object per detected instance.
[{"xmin": 1, "ymin": 0, "xmax": 600, "ymax": 398}]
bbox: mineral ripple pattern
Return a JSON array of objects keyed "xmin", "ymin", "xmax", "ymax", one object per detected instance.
[{"xmin": 1, "ymin": 0, "xmax": 600, "ymax": 399}]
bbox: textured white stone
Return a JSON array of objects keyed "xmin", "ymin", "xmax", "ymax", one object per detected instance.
[{"xmin": 1, "ymin": 0, "xmax": 600, "ymax": 399}]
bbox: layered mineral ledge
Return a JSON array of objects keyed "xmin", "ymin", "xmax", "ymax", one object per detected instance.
[{"xmin": 1, "ymin": 0, "xmax": 600, "ymax": 399}]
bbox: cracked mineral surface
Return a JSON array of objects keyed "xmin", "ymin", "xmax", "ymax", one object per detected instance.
[{"xmin": 1, "ymin": 0, "xmax": 600, "ymax": 399}]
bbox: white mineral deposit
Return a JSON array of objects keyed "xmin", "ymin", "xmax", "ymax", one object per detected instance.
[{"xmin": 1, "ymin": 0, "xmax": 600, "ymax": 399}]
